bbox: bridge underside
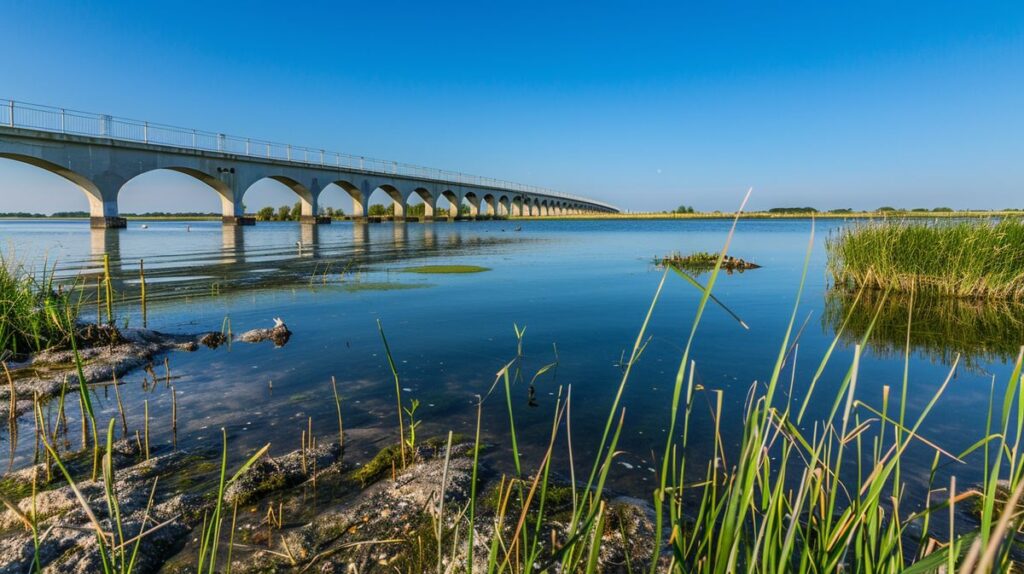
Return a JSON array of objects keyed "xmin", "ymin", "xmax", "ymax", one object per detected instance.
[{"xmin": 0, "ymin": 127, "xmax": 617, "ymax": 227}]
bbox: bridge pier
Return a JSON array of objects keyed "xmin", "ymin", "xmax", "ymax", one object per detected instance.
[
  {"xmin": 91, "ymin": 216, "xmax": 127, "ymax": 229},
  {"xmin": 223, "ymin": 215, "xmax": 256, "ymax": 226}
]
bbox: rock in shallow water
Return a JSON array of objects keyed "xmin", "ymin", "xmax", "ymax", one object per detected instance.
[{"xmin": 235, "ymin": 317, "xmax": 292, "ymax": 347}]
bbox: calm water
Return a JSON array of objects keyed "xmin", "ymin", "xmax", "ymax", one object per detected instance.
[{"xmin": 2, "ymin": 218, "xmax": 1019, "ymax": 501}]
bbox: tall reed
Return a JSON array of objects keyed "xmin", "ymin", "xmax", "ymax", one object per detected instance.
[{"xmin": 827, "ymin": 218, "xmax": 1024, "ymax": 300}]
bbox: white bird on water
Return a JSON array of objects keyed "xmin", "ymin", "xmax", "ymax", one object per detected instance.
[{"xmin": 140, "ymin": 224, "xmax": 148, "ymax": 229}]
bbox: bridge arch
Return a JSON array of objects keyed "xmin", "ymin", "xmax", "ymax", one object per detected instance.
[
  {"xmin": 408, "ymin": 187, "xmax": 435, "ymax": 218},
  {"xmin": 463, "ymin": 192, "xmax": 481, "ymax": 218},
  {"xmin": 511, "ymin": 196, "xmax": 524, "ymax": 217},
  {"xmin": 122, "ymin": 167, "xmax": 234, "ymax": 216},
  {"xmin": 323, "ymin": 179, "xmax": 365, "ymax": 218},
  {"xmin": 440, "ymin": 190, "xmax": 460, "ymax": 219},
  {"xmin": 498, "ymin": 195, "xmax": 511, "ymax": 217},
  {"xmin": 0, "ymin": 153, "xmax": 110, "ymax": 219},
  {"xmin": 482, "ymin": 194, "xmax": 496, "ymax": 217},
  {"xmin": 241, "ymin": 175, "xmax": 316, "ymax": 219},
  {"xmin": 375, "ymin": 184, "xmax": 406, "ymax": 218}
]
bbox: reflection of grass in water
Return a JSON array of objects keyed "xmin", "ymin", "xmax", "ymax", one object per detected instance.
[
  {"xmin": 399, "ymin": 265, "xmax": 490, "ymax": 274},
  {"xmin": 824, "ymin": 287, "xmax": 1024, "ymax": 369}
]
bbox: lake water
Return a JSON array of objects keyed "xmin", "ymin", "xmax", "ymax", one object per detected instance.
[{"xmin": 2, "ymin": 218, "xmax": 1020, "ymax": 502}]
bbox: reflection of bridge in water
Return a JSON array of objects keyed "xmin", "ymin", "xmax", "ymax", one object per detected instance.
[
  {"xmin": 1, "ymin": 100, "xmax": 618, "ymax": 228},
  {"xmin": 83, "ymin": 222, "xmax": 518, "ymax": 302}
]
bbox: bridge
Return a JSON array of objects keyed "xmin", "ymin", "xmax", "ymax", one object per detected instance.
[{"xmin": 0, "ymin": 100, "xmax": 619, "ymax": 228}]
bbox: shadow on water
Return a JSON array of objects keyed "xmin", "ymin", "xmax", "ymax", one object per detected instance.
[{"xmin": 824, "ymin": 287, "xmax": 1024, "ymax": 372}]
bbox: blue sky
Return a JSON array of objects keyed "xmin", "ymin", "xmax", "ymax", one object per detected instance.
[{"xmin": 0, "ymin": 0, "xmax": 1021, "ymax": 213}]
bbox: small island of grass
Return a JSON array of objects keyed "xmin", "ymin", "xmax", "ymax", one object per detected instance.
[
  {"xmin": 656, "ymin": 251, "xmax": 760, "ymax": 273},
  {"xmin": 399, "ymin": 264, "xmax": 491, "ymax": 274}
]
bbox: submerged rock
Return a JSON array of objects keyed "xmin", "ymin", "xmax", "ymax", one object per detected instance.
[{"xmin": 236, "ymin": 317, "xmax": 292, "ymax": 347}]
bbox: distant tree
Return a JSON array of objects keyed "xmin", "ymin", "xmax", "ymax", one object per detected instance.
[
  {"xmin": 877, "ymin": 206, "xmax": 897, "ymax": 213},
  {"xmin": 51, "ymin": 211, "xmax": 90, "ymax": 218},
  {"xmin": 459, "ymin": 204, "xmax": 470, "ymax": 215},
  {"xmin": 829, "ymin": 208, "xmax": 854, "ymax": 214},
  {"xmin": 673, "ymin": 204, "xmax": 695, "ymax": 214},
  {"xmin": 368, "ymin": 204, "xmax": 389, "ymax": 216},
  {"xmin": 256, "ymin": 206, "xmax": 275, "ymax": 221},
  {"xmin": 277, "ymin": 205, "xmax": 292, "ymax": 221},
  {"xmin": 406, "ymin": 204, "xmax": 426, "ymax": 216},
  {"xmin": 911, "ymin": 208, "xmax": 929, "ymax": 212},
  {"xmin": 932, "ymin": 207, "xmax": 954, "ymax": 212},
  {"xmin": 290, "ymin": 201, "xmax": 302, "ymax": 220},
  {"xmin": 768, "ymin": 207, "xmax": 818, "ymax": 214}
]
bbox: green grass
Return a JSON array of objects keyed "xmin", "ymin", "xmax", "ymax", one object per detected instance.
[
  {"xmin": 398, "ymin": 264, "xmax": 491, "ymax": 274},
  {"xmin": 0, "ymin": 255, "xmax": 79, "ymax": 358},
  {"xmin": 827, "ymin": 218, "xmax": 1024, "ymax": 300}
]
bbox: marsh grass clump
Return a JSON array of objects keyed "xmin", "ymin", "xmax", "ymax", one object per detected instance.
[
  {"xmin": 0, "ymin": 255, "xmax": 79, "ymax": 357},
  {"xmin": 657, "ymin": 251, "xmax": 760, "ymax": 274},
  {"xmin": 827, "ymin": 218, "xmax": 1024, "ymax": 300}
]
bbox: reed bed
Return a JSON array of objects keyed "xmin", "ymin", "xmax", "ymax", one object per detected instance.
[
  {"xmin": 827, "ymin": 219, "xmax": 1024, "ymax": 300},
  {"xmin": 0, "ymin": 255, "xmax": 79, "ymax": 358}
]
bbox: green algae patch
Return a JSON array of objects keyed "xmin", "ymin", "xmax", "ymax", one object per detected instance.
[{"xmin": 399, "ymin": 265, "xmax": 490, "ymax": 274}]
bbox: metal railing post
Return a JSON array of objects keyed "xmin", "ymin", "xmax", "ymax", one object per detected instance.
[
  {"xmin": 192, "ymin": 129, "xmax": 197, "ymax": 149},
  {"xmin": 60, "ymin": 108, "xmax": 65, "ymax": 133},
  {"xmin": 287, "ymin": 145, "xmax": 291, "ymax": 161},
  {"xmin": 144, "ymin": 122, "xmax": 148, "ymax": 143},
  {"xmin": 320, "ymin": 149, "xmax": 324, "ymax": 166},
  {"xmin": 246, "ymin": 138, "xmax": 250, "ymax": 155},
  {"xmin": 7, "ymin": 101, "xmax": 13, "ymax": 127}
]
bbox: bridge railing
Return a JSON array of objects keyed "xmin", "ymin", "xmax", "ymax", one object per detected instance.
[{"xmin": 1, "ymin": 99, "xmax": 618, "ymax": 211}]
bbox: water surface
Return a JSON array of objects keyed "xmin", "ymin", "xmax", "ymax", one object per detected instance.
[{"xmin": 2, "ymin": 218, "xmax": 1018, "ymax": 503}]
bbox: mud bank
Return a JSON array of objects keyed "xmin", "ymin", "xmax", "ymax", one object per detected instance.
[{"xmin": 0, "ymin": 436, "xmax": 658, "ymax": 573}]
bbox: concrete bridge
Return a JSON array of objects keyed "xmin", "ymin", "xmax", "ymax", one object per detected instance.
[{"xmin": 0, "ymin": 100, "xmax": 618, "ymax": 228}]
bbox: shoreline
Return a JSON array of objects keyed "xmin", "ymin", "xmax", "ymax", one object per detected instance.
[{"xmin": 3, "ymin": 210, "xmax": 1022, "ymax": 223}]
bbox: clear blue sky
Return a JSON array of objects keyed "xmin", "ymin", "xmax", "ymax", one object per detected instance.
[{"xmin": 1, "ymin": 0, "xmax": 1021, "ymax": 213}]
